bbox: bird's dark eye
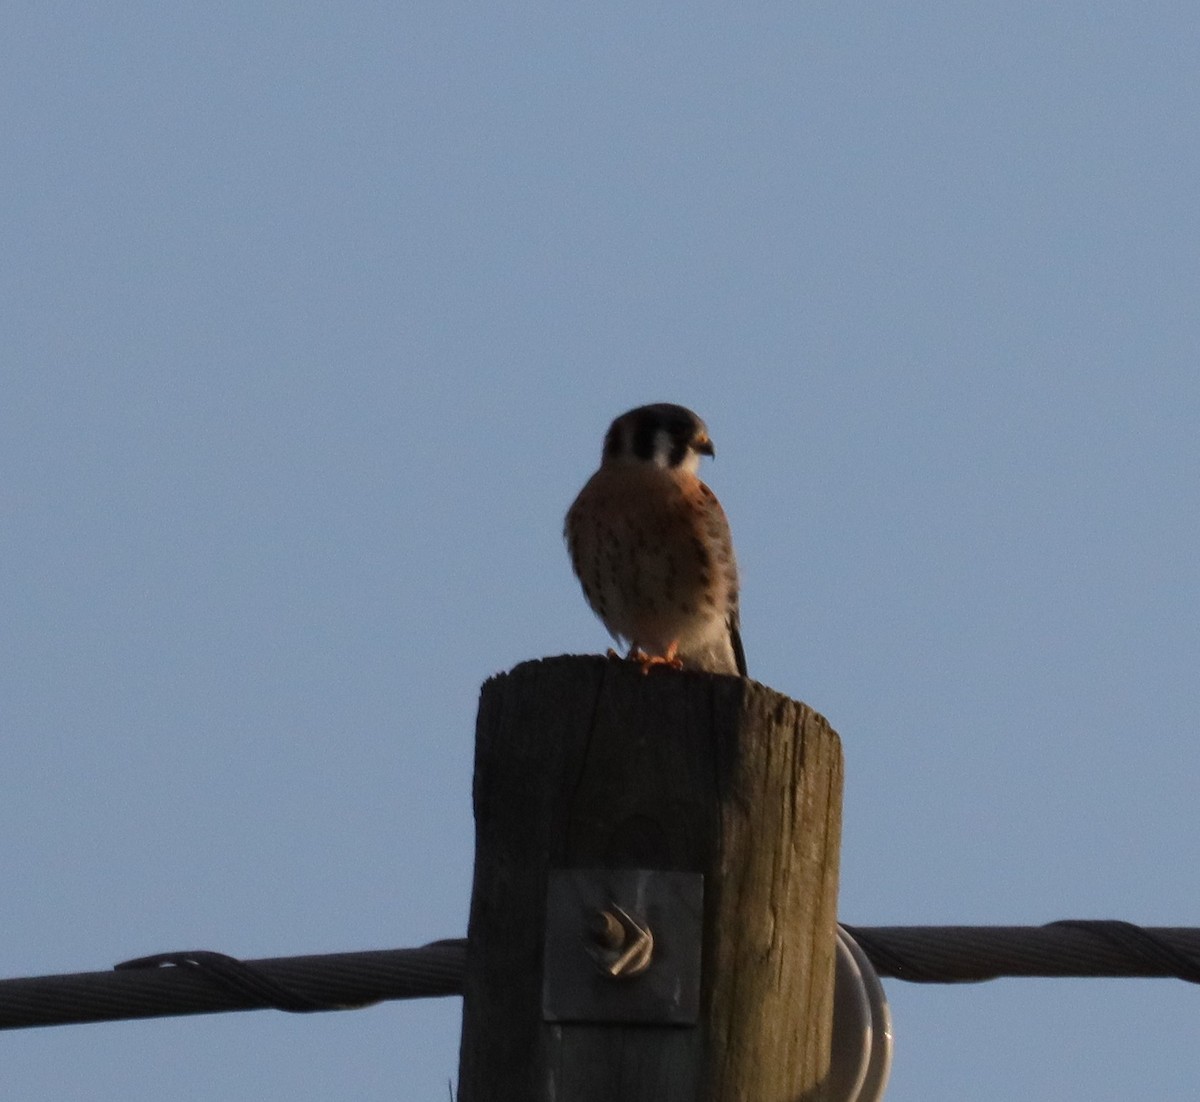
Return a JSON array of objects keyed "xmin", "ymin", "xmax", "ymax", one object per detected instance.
[
  {"xmin": 666, "ymin": 433, "xmax": 690, "ymax": 467},
  {"xmin": 616, "ymin": 405, "xmax": 706, "ymax": 467}
]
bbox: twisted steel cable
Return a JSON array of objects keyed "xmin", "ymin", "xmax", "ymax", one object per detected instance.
[{"xmin": 3, "ymin": 923, "xmax": 1199, "ymax": 1031}]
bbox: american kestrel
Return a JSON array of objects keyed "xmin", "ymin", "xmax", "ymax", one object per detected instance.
[{"xmin": 565, "ymin": 403, "xmax": 747, "ymax": 676}]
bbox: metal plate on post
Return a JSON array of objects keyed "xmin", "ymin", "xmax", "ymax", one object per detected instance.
[{"xmin": 542, "ymin": 868, "xmax": 703, "ymax": 1024}]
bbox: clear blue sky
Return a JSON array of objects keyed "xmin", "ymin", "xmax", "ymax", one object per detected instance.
[{"xmin": 3, "ymin": 5, "xmax": 1197, "ymax": 1099}]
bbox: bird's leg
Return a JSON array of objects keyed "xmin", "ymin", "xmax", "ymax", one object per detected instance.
[{"xmin": 629, "ymin": 641, "xmax": 683, "ymax": 674}]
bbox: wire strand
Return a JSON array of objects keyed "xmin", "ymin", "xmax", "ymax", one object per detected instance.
[{"xmin": 3, "ymin": 922, "xmax": 1200, "ymax": 1032}]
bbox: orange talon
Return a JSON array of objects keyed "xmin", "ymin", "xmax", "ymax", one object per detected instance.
[{"xmin": 630, "ymin": 641, "xmax": 683, "ymax": 674}]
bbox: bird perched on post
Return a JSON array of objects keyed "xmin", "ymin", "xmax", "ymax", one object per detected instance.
[{"xmin": 565, "ymin": 403, "xmax": 746, "ymax": 676}]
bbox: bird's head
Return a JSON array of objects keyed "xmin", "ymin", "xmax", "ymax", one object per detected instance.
[{"xmin": 601, "ymin": 403, "xmax": 714, "ymax": 476}]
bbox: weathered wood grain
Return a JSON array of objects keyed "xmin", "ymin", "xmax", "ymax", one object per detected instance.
[{"xmin": 458, "ymin": 655, "xmax": 843, "ymax": 1102}]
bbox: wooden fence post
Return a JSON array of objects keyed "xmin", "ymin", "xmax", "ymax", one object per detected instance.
[{"xmin": 457, "ymin": 655, "xmax": 844, "ymax": 1101}]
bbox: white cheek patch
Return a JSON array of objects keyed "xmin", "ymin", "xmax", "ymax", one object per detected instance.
[
  {"xmin": 649, "ymin": 427, "xmax": 704, "ymax": 473},
  {"xmin": 651, "ymin": 428, "xmax": 673, "ymax": 467}
]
